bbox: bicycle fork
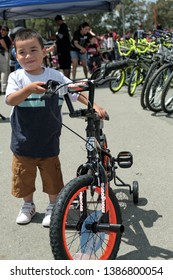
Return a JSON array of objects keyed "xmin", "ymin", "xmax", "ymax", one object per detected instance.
[{"xmin": 78, "ymin": 167, "xmax": 124, "ymax": 235}]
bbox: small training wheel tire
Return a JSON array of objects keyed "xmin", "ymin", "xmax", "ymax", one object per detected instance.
[{"xmin": 132, "ymin": 181, "xmax": 139, "ymax": 204}]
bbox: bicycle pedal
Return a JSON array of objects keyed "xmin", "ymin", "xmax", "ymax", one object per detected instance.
[{"xmin": 117, "ymin": 151, "xmax": 133, "ymax": 168}]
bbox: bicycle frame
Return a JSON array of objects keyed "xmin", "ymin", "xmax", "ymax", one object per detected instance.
[
  {"xmin": 46, "ymin": 62, "xmax": 140, "ymax": 259},
  {"xmin": 64, "ymin": 80, "xmax": 117, "ymax": 220}
]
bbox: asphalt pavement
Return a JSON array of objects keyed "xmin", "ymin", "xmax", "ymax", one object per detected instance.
[{"xmin": 0, "ymin": 66, "xmax": 173, "ymax": 260}]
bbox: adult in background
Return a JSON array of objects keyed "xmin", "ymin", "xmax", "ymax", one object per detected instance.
[
  {"xmin": 0, "ymin": 25, "xmax": 12, "ymax": 94},
  {"xmin": 9, "ymin": 26, "xmax": 25, "ymax": 72},
  {"xmin": 134, "ymin": 23, "xmax": 145, "ymax": 41},
  {"xmin": 70, "ymin": 22, "xmax": 91, "ymax": 81},
  {"xmin": 54, "ymin": 15, "xmax": 71, "ymax": 78}
]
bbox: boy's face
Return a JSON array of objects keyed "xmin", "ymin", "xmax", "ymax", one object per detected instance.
[{"xmin": 16, "ymin": 37, "xmax": 46, "ymax": 75}]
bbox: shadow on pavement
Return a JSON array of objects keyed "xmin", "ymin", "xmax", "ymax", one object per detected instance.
[{"xmin": 114, "ymin": 188, "xmax": 173, "ymax": 260}]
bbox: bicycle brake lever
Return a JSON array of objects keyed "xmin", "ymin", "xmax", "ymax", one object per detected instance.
[
  {"xmin": 40, "ymin": 80, "xmax": 61, "ymax": 100},
  {"xmin": 40, "ymin": 91, "xmax": 55, "ymax": 100},
  {"xmin": 41, "ymin": 84, "xmax": 48, "ymax": 89}
]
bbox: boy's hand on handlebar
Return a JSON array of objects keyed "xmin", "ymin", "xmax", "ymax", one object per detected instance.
[
  {"xmin": 29, "ymin": 81, "xmax": 47, "ymax": 94},
  {"xmin": 6, "ymin": 81, "xmax": 48, "ymax": 106},
  {"xmin": 93, "ymin": 103, "xmax": 108, "ymax": 119}
]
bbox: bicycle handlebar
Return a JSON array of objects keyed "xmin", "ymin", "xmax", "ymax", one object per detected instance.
[
  {"xmin": 41, "ymin": 59, "xmax": 133, "ymax": 96},
  {"xmin": 94, "ymin": 59, "xmax": 136, "ymax": 86},
  {"xmin": 104, "ymin": 60, "xmax": 129, "ymax": 72},
  {"xmin": 40, "ymin": 59, "xmax": 138, "ymax": 121}
]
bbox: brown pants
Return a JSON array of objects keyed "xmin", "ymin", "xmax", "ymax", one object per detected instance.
[{"xmin": 12, "ymin": 154, "xmax": 64, "ymax": 198}]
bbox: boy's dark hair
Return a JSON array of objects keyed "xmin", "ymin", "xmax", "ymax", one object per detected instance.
[{"xmin": 14, "ymin": 28, "xmax": 44, "ymax": 49}]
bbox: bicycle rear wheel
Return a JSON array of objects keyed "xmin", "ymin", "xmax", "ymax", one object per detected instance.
[{"xmin": 50, "ymin": 174, "xmax": 122, "ymax": 260}]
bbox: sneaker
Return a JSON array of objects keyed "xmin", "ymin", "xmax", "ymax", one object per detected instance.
[
  {"xmin": 16, "ymin": 202, "xmax": 36, "ymax": 224},
  {"xmin": 42, "ymin": 203, "xmax": 55, "ymax": 227}
]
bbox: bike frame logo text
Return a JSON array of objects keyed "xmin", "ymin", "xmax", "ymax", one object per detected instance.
[
  {"xmin": 86, "ymin": 137, "xmax": 95, "ymax": 151},
  {"xmin": 101, "ymin": 183, "xmax": 106, "ymax": 213}
]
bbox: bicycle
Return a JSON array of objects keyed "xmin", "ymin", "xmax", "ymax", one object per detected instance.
[
  {"xmin": 127, "ymin": 40, "xmax": 158, "ymax": 97},
  {"xmin": 90, "ymin": 40, "xmax": 136, "ymax": 92},
  {"xmin": 109, "ymin": 39, "xmax": 157, "ymax": 96},
  {"xmin": 145, "ymin": 60, "xmax": 173, "ymax": 113},
  {"xmin": 140, "ymin": 30, "xmax": 173, "ymax": 109},
  {"xmin": 109, "ymin": 40, "xmax": 136, "ymax": 93},
  {"xmin": 41, "ymin": 61, "xmax": 139, "ymax": 260}
]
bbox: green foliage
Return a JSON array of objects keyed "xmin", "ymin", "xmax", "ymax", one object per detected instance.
[{"xmin": 151, "ymin": 0, "xmax": 173, "ymax": 29}]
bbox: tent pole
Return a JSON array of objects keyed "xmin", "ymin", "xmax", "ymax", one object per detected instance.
[{"xmin": 121, "ymin": 2, "xmax": 125, "ymax": 41}]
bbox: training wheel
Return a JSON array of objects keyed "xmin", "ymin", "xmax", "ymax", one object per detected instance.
[{"xmin": 132, "ymin": 181, "xmax": 139, "ymax": 204}]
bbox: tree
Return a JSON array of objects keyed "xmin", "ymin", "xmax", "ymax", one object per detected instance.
[{"xmin": 148, "ymin": 0, "xmax": 173, "ymax": 29}]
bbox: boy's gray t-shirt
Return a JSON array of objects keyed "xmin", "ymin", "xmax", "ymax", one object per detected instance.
[{"xmin": 6, "ymin": 67, "xmax": 78, "ymax": 157}]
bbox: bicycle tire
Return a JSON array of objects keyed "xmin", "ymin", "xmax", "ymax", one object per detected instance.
[
  {"xmin": 161, "ymin": 71, "xmax": 173, "ymax": 114},
  {"xmin": 109, "ymin": 69, "xmax": 125, "ymax": 93},
  {"xmin": 132, "ymin": 181, "xmax": 139, "ymax": 204},
  {"xmin": 128, "ymin": 67, "xmax": 143, "ymax": 96},
  {"xmin": 140, "ymin": 61, "xmax": 161, "ymax": 109},
  {"xmin": 145, "ymin": 63, "xmax": 172, "ymax": 112},
  {"xmin": 90, "ymin": 67, "xmax": 101, "ymax": 80},
  {"xmin": 50, "ymin": 174, "xmax": 122, "ymax": 260},
  {"xmin": 124, "ymin": 65, "xmax": 133, "ymax": 86}
]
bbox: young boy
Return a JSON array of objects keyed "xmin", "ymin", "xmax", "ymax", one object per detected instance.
[{"xmin": 5, "ymin": 29, "xmax": 106, "ymax": 227}]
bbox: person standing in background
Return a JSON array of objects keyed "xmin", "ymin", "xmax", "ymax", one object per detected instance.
[
  {"xmin": 134, "ymin": 23, "xmax": 145, "ymax": 41},
  {"xmin": 9, "ymin": 26, "xmax": 25, "ymax": 72},
  {"xmin": 70, "ymin": 22, "xmax": 91, "ymax": 81},
  {"xmin": 0, "ymin": 25, "xmax": 12, "ymax": 94},
  {"xmin": 107, "ymin": 32, "xmax": 115, "ymax": 61},
  {"xmin": 54, "ymin": 15, "xmax": 71, "ymax": 78}
]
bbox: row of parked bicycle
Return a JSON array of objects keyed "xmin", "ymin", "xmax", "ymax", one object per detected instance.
[{"xmin": 92, "ymin": 29, "xmax": 173, "ymax": 114}]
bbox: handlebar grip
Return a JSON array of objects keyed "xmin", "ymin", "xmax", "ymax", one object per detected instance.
[
  {"xmin": 105, "ymin": 60, "xmax": 129, "ymax": 72},
  {"xmin": 64, "ymin": 93, "xmax": 75, "ymax": 114}
]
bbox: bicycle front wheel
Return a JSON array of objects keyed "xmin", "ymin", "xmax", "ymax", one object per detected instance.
[
  {"xmin": 128, "ymin": 67, "xmax": 144, "ymax": 96},
  {"xmin": 50, "ymin": 174, "xmax": 122, "ymax": 260},
  {"xmin": 90, "ymin": 67, "xmax": 101, "ymax": 80},
  {"xmin": 145, "ymin": 63, "xmax": 172, "ymax": 112},
  {"xmin": 161, "ymin": 72, "xmax": 173, "ymax": 114},
  {"xmin": 109, "ymin": 69, "xmax": 125, "ymax": 93},
  {"xmin": 140, "ymin": 61, "xmax": 161, "ymax": 109}
]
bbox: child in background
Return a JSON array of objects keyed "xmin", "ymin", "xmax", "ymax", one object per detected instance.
[{"xmin": 87, "ymin": 36, "xmax": 102, "ymax": 73}]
